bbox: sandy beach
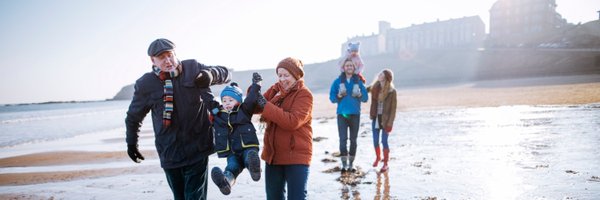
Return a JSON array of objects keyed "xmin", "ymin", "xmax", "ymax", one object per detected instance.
[{"xmin": 1, "ymin": 74, "xmax": 599, "ymax": 199}]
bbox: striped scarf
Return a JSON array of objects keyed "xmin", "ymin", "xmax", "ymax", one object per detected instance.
[{"xmin": 153, "ymin": 65, "xmax": 180, "ymax": 127}]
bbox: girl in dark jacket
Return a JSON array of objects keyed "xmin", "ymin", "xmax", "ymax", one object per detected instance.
[{"xmin": 207, "ymin": 73, "xmax": 264, "ymax": 195}]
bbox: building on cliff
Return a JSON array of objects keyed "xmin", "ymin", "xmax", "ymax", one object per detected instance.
[
  {"xmin": 342, "ymin": 16, "xmax": 486, "ymax": 57},
  {"xmin": 488, "ymin": 0, "xmax": 568, "ymax": 47}
]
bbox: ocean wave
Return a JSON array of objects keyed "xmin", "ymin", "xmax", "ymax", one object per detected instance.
[{"xmin": 0, "ymin": 109, "xmax": 124, "ymax": 124}]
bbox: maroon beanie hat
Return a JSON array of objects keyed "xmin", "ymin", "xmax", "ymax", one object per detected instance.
[{"xmin": 276, "ymin": 57, "xmax": 304, "ymax": 80}]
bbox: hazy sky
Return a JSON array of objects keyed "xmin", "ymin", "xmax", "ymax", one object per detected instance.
[{"xmin": 0, "ymin": 0, "xmax": 598, "ymax": 104}]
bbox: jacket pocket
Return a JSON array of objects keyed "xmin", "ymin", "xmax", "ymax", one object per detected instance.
[
  {"xmin": 155, "ymin": 129, "xmax": 179, "ymax": 162},
  {"xmin": 240, "ymin": 124, "xmax": 259, "ymax": 148},
  {"xmin": 182, "ymin": 83, "xmax": 203, "ymax": 106},
  {"xmin": 214, "ymin": 128, "xmax": 230, "ymax": 154},
  {"xmin": 149, "ymin": 92, "xmax": 166, "ymax": 131},
  {"xmin": 150, "ymin": 92, "xmax": 164, "ymax": 113}
]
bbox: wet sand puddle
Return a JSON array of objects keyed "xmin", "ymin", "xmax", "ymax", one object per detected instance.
[
  {"xmin": 1, "ymin": 104, "xmax": 598, "ymax": 199},
  {"xmin": 312, "ymin": 104, "xmax": 600, "ymax": 199}
]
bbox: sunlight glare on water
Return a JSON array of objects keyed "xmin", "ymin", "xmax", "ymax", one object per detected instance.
[{"xmin": 467, "ymin": 106, "xmax": 535, "ymax": 200}]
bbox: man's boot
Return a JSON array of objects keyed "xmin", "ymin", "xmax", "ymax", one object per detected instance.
[
  {"xmin": 348, "ymin": 156, "xmax": 356, "ymax": 172},
  {"xmin": 373, "ymin": 147, "xmax": 381, "ymax": 167},
  {"xmin": 381, "ymin": 149, "xmax": 390, "ymax": 172},
  {"xmin": 341, "ymin": 156, "xmax": 348, "ymax": 173}
]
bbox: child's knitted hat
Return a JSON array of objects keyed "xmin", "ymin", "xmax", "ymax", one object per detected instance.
[
  {"xmin": 221, "ymin": 82, "xmax": 243, "ymax": 103},
  {"xmin": 348, "ymin": 42, "xmax": 360, "ymax": 52}
]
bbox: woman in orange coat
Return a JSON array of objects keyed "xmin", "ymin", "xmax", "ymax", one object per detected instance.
[{"xmin": 258, "ymin": 57, "xmax": 313, "ymax": 200}]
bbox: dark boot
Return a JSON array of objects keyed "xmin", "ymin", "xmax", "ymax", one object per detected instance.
[
  {"xmin": 373, "ymin": 147, "xmax": 381, "ymax": 167},
  {"xmin": 341, "ymin": 156, "xmax": 348, "ymax": 173},
  {"xmin": 348, "ymin": 156, "xmax": 356, "ymax": 172},
  {"xmin": 211, "ymin": 167, "xmax": 234, "ymax": 195},
  {"xmin": 246, "ymin": 149, "xmax": 261, "ymax": 181},
  {"xmin": 381, "ymin": 149, "xmax": 390, "ymax": 172}
]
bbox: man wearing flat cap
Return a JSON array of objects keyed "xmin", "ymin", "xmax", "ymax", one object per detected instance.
[{"xmin": 125, "ymin": 38, "xmax": 231, "ymax": 199}]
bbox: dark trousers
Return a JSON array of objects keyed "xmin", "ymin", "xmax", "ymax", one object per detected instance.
[
  {"xmin": 265, "ymin": 163, "xmax": 309, "ymax": 200},
  {"xmin": 163, "ymin": 157, "xmax": 209, "ymax": 200},
  {"xmin": 337, "ymin": 114, "xmax": 360, "ymax": 156}
]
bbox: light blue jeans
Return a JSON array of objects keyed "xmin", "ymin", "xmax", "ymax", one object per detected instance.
[{"xmin": 372, "ymin": 118, "xmax": 389, "ymax": 149}]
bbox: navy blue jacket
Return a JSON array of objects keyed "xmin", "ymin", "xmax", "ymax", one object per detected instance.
[
  {"xmin": 125, "ymin": 59, "xmax": 230, "ymax": 169},
  {"xmin": 208, "ymin": 83, "xmax": 261, "ymax": 158}
]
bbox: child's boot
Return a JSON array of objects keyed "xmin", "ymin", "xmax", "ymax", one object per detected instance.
[
  {"xmin": 338, "ymin": 83, "xmax": 347, "ymax": 97},
  {"xmin": 246, "ymin": 149, "xmax": 261, "ymax": 181},
  {"xmin": 211, "ymin": 167, "xmax": 234, "ymax": 195},
  {"xmin": 381, "ymin": 149, "xmax": 390, "ymax": 172},
  {"xmin": 351, "ymin": 84, "xmax": 361, "ymax": 97},
  {"xmin": 373, "ymin": 147, "xmax": 381, "ymax": 167}
]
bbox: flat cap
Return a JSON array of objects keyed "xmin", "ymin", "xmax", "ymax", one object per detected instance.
[{"xmin": 148, "ymin": 38, "xmax": 175, "ymax": 57}]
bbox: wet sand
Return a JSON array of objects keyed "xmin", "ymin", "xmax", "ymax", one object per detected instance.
[{"xmin": 1, "ymin": 75, "xmax": 599, "ymax": 199}]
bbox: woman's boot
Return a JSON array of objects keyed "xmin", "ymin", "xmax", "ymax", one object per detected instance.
[
  {"xmin": 373, "ymin": 147, "xmax": 381, "ymax": 167},
  {"xmin": 380, "ymin": 149, "xmax": 389, "ymax": 172}
]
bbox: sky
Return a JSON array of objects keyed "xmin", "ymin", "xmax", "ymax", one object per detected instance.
[{"xmin": 0, "ymin": 0, "xmax": 598, "ymax": 104}]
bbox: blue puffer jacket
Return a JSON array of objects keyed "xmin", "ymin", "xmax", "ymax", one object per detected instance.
[
  {"xmin": 329, "ymin": 73, "xmax": 369, "ymax": 115},
  {"xmin": 125, "ymin": 59, "xmax": 230, "ymax": 169},
  {"xmin": 208, "ymin": 83, "xmax": 261, "ymax": 158}
]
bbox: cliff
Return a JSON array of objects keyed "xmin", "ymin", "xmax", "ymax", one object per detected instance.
[{"xmin": 113, "ymin": 21, "xmax": 600, "ymax": 100}]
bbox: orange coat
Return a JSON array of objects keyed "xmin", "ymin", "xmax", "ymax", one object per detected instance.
[{"xmin": 260, "ymin": 80, "xmax": 313, "ymax": 165}]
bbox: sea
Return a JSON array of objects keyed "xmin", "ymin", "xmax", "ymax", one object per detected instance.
[
  {"xmin": 1, "ymin": 100, "xmax": 598, "ymax": 149},
  {"xmin": 0, "ymin": 100, "xmax": 151, "ymax": 148}
]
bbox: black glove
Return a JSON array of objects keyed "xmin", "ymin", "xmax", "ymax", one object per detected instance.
[
  {"xmin": 127, "ymin": 144, "xmax": 145, "ymax": 163},
  {"xmin": 195, "ymin": 70, "xmax": 213, "ymax": 88},
  {"xmin": 257, "ymin": 92, "xmax": 267, "ymax": 108},
  {"xmin": 252, "ymin": 72, "xmax": 263, "ymax": 84}
]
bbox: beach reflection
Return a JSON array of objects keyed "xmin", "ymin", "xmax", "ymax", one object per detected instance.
[
  {"xmin": 373, "ymin": 172, "xmax": 390, "ymax": 200},
  {"xmin": 341, "ymin": 185, "xmax": 360, "ymax": 200},
  {"xmin": 469, "ymin": 106, "xmax": 534, "ymax": 199}
]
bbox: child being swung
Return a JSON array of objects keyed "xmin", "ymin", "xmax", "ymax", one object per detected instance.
[{"xmin": 205, "ymin": 73, "xmax": 267, "ymax": 195}]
